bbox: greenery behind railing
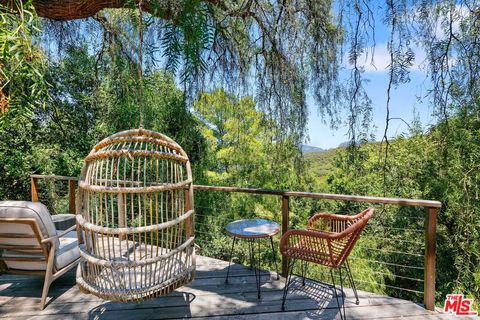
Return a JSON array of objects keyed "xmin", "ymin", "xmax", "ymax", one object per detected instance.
[{"xmin": 194, "ymin": 190, "xmax": 427, "ymax": 304}]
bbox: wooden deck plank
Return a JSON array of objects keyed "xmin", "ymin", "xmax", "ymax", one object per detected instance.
[{"xmin": 0, "ymin": 255, "xmax": 459, "ymax": 319}]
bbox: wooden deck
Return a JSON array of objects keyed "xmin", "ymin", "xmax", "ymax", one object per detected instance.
[{"xmin": 0, "ymin": 255, "xmax": 458, "ymax": 319}]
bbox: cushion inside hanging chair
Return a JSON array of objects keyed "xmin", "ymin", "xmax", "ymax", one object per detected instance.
[{"xmin": 77, "ymin": 237, "xmax": 194, "ymax": 300}]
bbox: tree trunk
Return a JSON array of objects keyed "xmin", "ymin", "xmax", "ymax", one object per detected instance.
[{"xmin": 0, "ymin": 0, "xmax": 174, "ymax": 21}]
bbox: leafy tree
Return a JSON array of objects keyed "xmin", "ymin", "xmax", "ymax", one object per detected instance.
[
  {"xmin": 1, "ymin": 0, "xmax": 479, "ymax": 309},
  {"xmin": 192, "ymin": 89, "xmax": 318, "ymax": 264},
  {"xmin": 0, "ymin": 0, "xmax": 48, "ymax": 125},
  {"xmin": 3, "ymin": 0, "xmax": 342, "ymax": 142},
  {"xmin": 0, "ymin": 43, "xmax": 207, "ymax": 208},
  {"xmin": 194, "ymin": 89, "xmax": 315, "ymax": 190},
  {"xmin": 96, "ymin": 64, "xmax": 207, "ymax": 167},
  {"xmin": 327, "ymin": 109, "xmax": 480, "ymax": 304},
  {"xmin": 0, "ymin": 1, "xmax": 49, "ymax": 200},
  {"xmin": 0, "ymin": 1, "xmax": 48, "ymax": 199}
]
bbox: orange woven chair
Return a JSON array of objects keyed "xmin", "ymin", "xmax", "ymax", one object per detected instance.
[{"xmin": 280, "ymin": 207, "xmax": 374, "ymax": 319}]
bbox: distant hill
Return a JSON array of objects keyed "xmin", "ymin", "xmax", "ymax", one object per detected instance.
[
  {"xmin": 306, "ymin": 139, "xmax": 377, "ymax": 183},
  {"xmin": 338, "ymin": 139, "xmax": 374, "ymax": 148},
  {"xmin": 304, "ymin": 148, "xmax": 338, "ymax": 181},
  {"xmin": 301, "ymin": 145, "xmax": 324, "ymax": 153}
]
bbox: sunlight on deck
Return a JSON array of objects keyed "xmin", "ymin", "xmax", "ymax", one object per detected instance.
[{"xmin": 0, "ymin": 255, "xmax": 457, "ymax": 319}]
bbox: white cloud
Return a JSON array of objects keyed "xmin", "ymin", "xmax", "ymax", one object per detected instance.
[
  {"xmin": 344, "ymin": 3, "xmax": 472, "ymax": 74},
  {"xmin": 359, "ymin": 43, "xmax": 390, "ymax": 72},
  {"xmin": 433, "ymin": 4, "xmax": 470, "ymax": 40},
  {"xmin": 348, "ymin": 43, "xmax": 427, "ymax": 74}
]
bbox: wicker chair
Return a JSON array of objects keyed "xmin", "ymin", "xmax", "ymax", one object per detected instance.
[{"xmin": 279, "ymin": 207, "xmax": 374, "ymax": 319}]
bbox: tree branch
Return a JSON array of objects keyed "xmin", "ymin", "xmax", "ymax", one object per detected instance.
[{"xmin": 0, "ymin": 0, "xmax": 179, "ymax": 21}]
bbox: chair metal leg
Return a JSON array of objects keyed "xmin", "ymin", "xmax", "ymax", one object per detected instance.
[
  {"xmin": 281, "ymin": 258, "xmax": 296, "ymax": 311},
  {"xmin": 301, "ymin": 260, "xmax": 307, "ymax": 286},
  {"xmin": 329, "ymin": 269, "xmax": 344, "ymax": 320},
  {"xmin": 269, "ymin": 236, "xmax": 280, "ymax": 280},
  {"xmin": 225, "ymin": 236, "xmax": 236, "ymax": 283},
  {"xmin": 345, "ymin": 260, "xmax": 359, "ymax": 305},
  {"xmin": 339, "ymin": 267, "xmax": 346, "ymax": 320}
]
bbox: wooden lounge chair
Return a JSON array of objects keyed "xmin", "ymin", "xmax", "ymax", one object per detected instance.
[
  {"xmin": 0, "ymin": 201, "xmax": 81, "ymax": 309},
  {"xmin": 280, "ymin": 207, "xmax": 374, "ymax": 319}
]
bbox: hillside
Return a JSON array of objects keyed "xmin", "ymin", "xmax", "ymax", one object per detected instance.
[
  {"xmin": 304, "ymin": 148, "xmax": 339, "ymax": 180},
  {"xmin": 301, "ymin": 144, "xmax": 324, "ymax": 153}
]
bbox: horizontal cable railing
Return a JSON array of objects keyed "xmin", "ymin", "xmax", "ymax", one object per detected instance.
[{"xmin": 29, "ymin": 174, "xmax": 440, "ymax": 311}]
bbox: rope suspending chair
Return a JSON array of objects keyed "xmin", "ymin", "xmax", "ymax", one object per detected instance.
[
  {"xmin": 280, "ymin": 207, "xmax": 374, "ymax": 319},
  {"xmin": 75, "ymin": 129, "xmax": 195, "ymax": 302}
]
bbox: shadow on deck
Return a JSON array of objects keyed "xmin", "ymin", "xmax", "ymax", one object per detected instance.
[{"xmin": 0, "ymin": 255, "xmax": 453, "ymax": 319}]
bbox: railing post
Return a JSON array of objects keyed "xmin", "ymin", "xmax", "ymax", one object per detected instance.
[
  {"xmin": 281, "ymin": 195, "xmax": 289, "ymax": 277},
  {"xmin": 31, "ymin": 177, "xmax": 39, "ymax": 202},
  {"xmin": 68, "ymin": 179, "xmax": 76, "ymax": 214},
  {"xmin": 424, "ymin": 206, "xmax": 437, "ymax": 311}
]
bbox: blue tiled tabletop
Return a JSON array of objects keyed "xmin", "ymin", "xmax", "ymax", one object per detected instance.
[{"xmin": 225, "ymin": 219, "xmax": 280, "ymax": 238}]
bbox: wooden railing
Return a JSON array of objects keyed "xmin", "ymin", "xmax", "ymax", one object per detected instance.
[
  {"xmin": 30, "ymin": 174, "xmax": 441, "ymax": 311},
  {"xmin": 31, "ymin": 174, "xmax": 78, "ymax": 214}
]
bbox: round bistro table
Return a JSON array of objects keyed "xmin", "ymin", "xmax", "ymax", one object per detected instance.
[{"xmin": 224, "ymin": 218, "xmax": 280, "ymax": 298}]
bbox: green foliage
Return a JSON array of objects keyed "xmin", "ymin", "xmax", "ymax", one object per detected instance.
[
  {"xmin": 0, "ymin": 120, "xmax": 35, "ymax": 200},
  {"xmin": 194, "ymin": 89, "xmax": 315, "ymax": 190},
  {"xmin": 326, "ymin": 111, "xmax": 480, "ymax": 305},
  {"xmin": 161, "ymin": 0, "xmax": 212, "ymax": 80},
  {"xmin": 305, "ymin": 148, "xmax": 338, "ymax": 188},
  {"xmin": 0, "ymin": 1, "xmax": 50, "ymax": 200},
  {"xmin": 192, "ymin": 89, "xmax": 319, "ymax": 260},
  {"xmin": 0, "ymin": 0, "xmax": 48, "ymax": 125},
  {"xmin": 97, "ymin": 68, "xmax": 207, "ymax": 165},
  {"xmin": 0, "ymin": 42, "xmax": 207, "ymax": 211}
]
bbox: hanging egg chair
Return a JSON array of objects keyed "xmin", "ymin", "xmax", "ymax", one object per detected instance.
[{"xmin": 75, "ymin": 129, "xmax": 195, "ymax": 302}]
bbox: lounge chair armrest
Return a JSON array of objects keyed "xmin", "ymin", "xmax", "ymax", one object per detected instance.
[
  {"xmin": 57, "ymin": 224, "xmax": 77, "ymax": 238},
  {"xmin": 41, "ymin": 224, "xmax": 77, "ymax": 245}
]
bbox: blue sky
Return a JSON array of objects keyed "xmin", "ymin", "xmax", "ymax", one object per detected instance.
[
  {"xmin": 306, "ymin": 68, "xmax": 436, "ymax": 149},
  {"xmin": 306, "ymin": 4, "xmax": 438, "ymax": 149}
]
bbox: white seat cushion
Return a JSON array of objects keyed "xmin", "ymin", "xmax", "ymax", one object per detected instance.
[
  {"xmin": 79, "ymin": 238, "xmax": 191, "ymax": 292},
  {"xmin": 54, "ymin": 230, "xmax": 80, "ymax": 269}
]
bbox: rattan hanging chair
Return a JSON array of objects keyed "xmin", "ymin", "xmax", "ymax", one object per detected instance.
[{"xmin": 75, "ymin": 129, "xmax": 195, "ymax": 302}]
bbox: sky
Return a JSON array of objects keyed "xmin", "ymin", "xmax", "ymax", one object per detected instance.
[
  {"xmin": 306, "ymin": 67, "xmax": 436, "ymax": 149},
  {"xmin": 305, "ymin": 5, "xmax": 438, "ymax": 149}
]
